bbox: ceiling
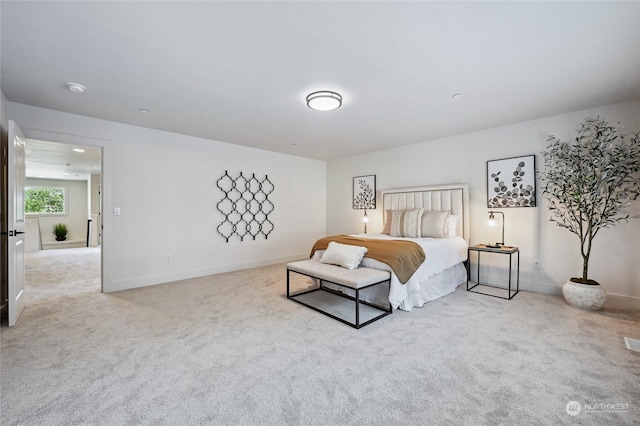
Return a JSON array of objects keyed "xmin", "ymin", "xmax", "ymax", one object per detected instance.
[
  {"xmin": 2, "ymin": 1, "xmax": 639, "ymax": 163},
  {"xmin": 24, "ymin": 139, "xmax": 101, "ymax": 181}
]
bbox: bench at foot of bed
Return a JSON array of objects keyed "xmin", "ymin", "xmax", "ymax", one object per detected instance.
[{"xmin": 286, "ymin": 259, "xmax": 392, "ymax": 329}]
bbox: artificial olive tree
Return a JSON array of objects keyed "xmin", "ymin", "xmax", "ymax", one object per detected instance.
[{"xmin": 539, "ymin": 117, "xmax": 640, "ymax": 284}]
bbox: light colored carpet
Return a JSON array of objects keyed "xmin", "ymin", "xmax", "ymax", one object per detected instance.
[{"xmin": 1, "ymin": 247, "xmax": 639, "ymax": 425}]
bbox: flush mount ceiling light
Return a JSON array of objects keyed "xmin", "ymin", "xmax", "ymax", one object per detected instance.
[
  {"xmin": 66, "ymin": 82, "xmax": 86, "ymax": 93},
  {"xmin": 306, "ymin": 91, "xmax": 342, "ymax": 111}
]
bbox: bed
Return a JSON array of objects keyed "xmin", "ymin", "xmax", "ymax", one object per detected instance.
[{"xmin": 312, "ymin": 184, "xmax": 469, "ymax": 311}]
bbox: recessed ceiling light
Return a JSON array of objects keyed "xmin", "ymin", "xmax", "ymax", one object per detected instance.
[
  {"xmin": 139, "ymin": 108, "xmax": 149, "ymax": 113},
  {"xmin": 306, "ymin": 91, "xmax": 342, "ymax": 111},
  {"xmin": 452, "ymin": 93, "xmax": 463, "ymax": 99},
  {"xmin": 73, "ymin": 148, "xmax": 85, "ymax": 153},
  {"xmin": 66, "ymin": 82, "xmax": 86, "ymax": 93}
]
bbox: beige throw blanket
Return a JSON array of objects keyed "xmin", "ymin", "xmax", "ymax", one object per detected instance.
[{"xmin": 310, "ymin": 235, "xmax": 426, "ymax": 284}]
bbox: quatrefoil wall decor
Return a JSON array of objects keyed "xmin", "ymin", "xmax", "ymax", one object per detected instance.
[{"xmin": 216, "ymin": 170, "xmax": 275, "ymax": 242}]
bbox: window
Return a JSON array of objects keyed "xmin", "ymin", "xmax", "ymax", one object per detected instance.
[{"xmin": 25, "ymin": 186, "xmax": 66, "ymax": 214}]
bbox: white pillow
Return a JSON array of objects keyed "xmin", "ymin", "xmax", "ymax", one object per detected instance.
[
  {"xmin": 390, "ymin": 208, "xmax": 424, "ymax": 238},
  {"xmin": 420, "ymin": 210, "xmax": 450, "ymax": 238},
  {"xmin": 381, "ymin": 209, "xmax": 393, "ymax": 234},
  {"xmin": 319, "ymin": 241, "xmax": 368, "ymax": 269},
  {"xmin": 445, "ymin": 214, "xmax": 459, "ymax": 237}
]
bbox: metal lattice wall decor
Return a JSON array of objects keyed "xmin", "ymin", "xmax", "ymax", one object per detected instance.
[{"xmin": 216, "ymin": 170, "xmax": 275, "ymax": 242}]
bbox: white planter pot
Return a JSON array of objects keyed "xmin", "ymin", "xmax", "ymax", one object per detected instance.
[{"xmin": 562, "ymin": 280, "xmax": 606, "ymax": 310}]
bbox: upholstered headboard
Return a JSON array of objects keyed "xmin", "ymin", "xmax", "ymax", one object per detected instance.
[{"xmin": 382, "ymin": 184, "xmax": 470, "ymax": 242}]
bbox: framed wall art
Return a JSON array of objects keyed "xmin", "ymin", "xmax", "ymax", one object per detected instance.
[
  {"xmin": 487, "ymin": 155, "xmax": 536, "ymax": 208},
  {"xmin": 353, "ymin": 175, "xmax": 376, "ymax": 210}
]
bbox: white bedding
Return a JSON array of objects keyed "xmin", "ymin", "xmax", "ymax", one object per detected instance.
[{"xmin": 312, "ymin": 233, "xmax": 468, "ymax": 311}]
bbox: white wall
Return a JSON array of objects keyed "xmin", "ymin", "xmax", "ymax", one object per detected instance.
[
  {"xmin": 26, "ymin": 178, "xmax": 88, "ymax": 243},
  {"xmin": 326, "ymin": 100, "xmax": 640, "ymax": 309},
  {"xmin": 8, "ymin": 102, "xmax": 327, "ymax": 292},
  {"xmin": 8, "ymin": 99, "xmax": 639, "ymax": 308}
]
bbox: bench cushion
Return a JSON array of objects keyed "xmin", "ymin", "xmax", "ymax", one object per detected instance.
[{"xmin": 286, "ymin": 259, "xmax": 391, "ymax": 289}]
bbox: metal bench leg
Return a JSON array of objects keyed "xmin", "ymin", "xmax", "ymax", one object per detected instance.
[
  {"xmin": 286, "ymin": 269, "xmax": 290, "ymax": 298},
  {"xmin": 355, "ymin": 288, "xmax": 360, "ymax": 328}
]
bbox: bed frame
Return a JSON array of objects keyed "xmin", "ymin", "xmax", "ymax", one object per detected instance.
[{"xmin": 382, "ymin": 184, "xmax": 469, "ymax": 242}]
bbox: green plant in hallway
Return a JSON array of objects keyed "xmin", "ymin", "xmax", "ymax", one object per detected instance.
[
  {"xmin": 53, "ymin": 223, "xmax": 69, "ymax": 241},
  {"xmin": 539, "ymin": 117, "xmax": 640, "ymax": 310}
]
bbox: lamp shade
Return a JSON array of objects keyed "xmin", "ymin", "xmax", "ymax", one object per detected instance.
[
  {"xmin": 485, "ymin": 216, "xmax": 497, "ymax": 229},
  {"xmin": 306, "ymin": 91, "xmax": 342, "ymax": 111},
  {"xmin": 362, "ymin": 210, "xmax": 369, "ymax": 233}
]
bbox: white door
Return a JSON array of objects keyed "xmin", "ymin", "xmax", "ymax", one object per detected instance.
[{"xmin": 8, "ymin": 120, "xmax": 26, "ymax": 326}]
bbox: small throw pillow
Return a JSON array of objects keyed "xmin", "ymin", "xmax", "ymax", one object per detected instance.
[
  {"xmin": 445, "ymin": 214, "xmax": 459, "ymax": 237},
  {"xmin": 420, "ymin": 210, "xmax": 450, "ymax": 238},
  {"xmin": 390, "ymin": 208, "xmax": 424, "ymax": 238},
  {"xmin": 381, "ymin": 209, "xmax": 393, "ymax": 234},
  {"xmin": 319, "ymin": 241, "xmax": 368, "ymax": 269}
]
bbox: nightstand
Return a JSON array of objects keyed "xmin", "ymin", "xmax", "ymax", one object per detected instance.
[{"xmin": 467, "ymin": 244, "xmax": 519, "ymax": 300}]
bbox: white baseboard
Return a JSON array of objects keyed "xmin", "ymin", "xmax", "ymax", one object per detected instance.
[
  {"xmin": 42, "ymin": 239, "xmax": 85, "ymax": 250},
  {"xmin": 105, "ymin": 253, "xmax": 307, "ymax": 293},
  {"xmin": 106, "ymin": 258, "xmax": 640, "ymax": 311},
  {"xmin": 521, "ymin": 280, "xmax": 639, "ymax": 310},
  {"xmin": 518, "ymin": 279, "xmax": 563, "ymax": 296},
  {"xmin": 605, "ymin": 293, "xmax": 640, "ymax": 311}
]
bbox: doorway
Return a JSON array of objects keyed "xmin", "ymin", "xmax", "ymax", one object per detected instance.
[{"xmin": 24, "ymin": 139, "xmax": 102, "ymax": 299}]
